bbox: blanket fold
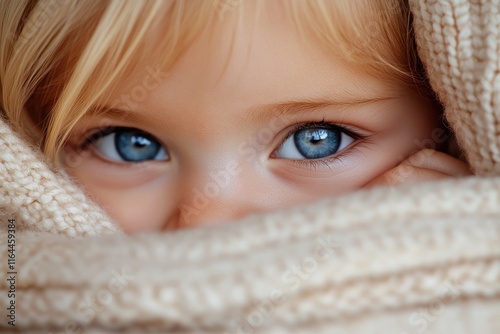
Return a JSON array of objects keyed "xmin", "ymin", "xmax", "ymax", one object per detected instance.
[{"xmin": 4, "ymin": 207, "xmax": 500, "ymax": 332}]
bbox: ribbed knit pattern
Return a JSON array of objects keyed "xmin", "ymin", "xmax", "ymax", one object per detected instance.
[
  {"xmin": 411, "ymin": 0, "xmax": 500, "ymax": 175},
  {"xmin": 1, "ymin": 0, "xmax": 500, "ymax": 332},
  {"xmin": 0, "ymin": 117, "xmax": 120, "ymax": 237}
]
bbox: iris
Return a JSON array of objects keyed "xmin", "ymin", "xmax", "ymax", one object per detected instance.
[
  {"xmin": 114, "ymin": 129, "xmax": 162, "ymax": 162},
  {"xmin": 293, "ymin": 127, "xmax": 340, "ymax": 159}
]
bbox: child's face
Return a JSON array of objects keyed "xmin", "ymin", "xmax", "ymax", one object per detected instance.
[{"xmin": 62, "ymin": 7, "xmax": 442, "ymax": 233}]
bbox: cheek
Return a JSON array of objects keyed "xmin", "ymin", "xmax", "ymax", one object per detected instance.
[
  {"xmin": 65, "ymin": 163, "xmax": 175, "ymax": 233},
  {"xmin": 97, "ymin": 184, "xmax": 170, "ymax": 234},
  {"xmin": 270, "ymin": 143, "xmax": 402, "ymax": 196}
]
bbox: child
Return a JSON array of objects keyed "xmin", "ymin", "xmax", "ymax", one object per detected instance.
[{"xmin": 0, "ymin": 0, "xmax": 470, "ymax": 234}]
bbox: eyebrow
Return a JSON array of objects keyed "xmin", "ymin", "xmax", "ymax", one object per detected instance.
[
  {"xmin": 247, "ymin": 96, "xmax": 397, "ymax": 123},
  {"xmin": 86, "ymin": 107, "xmax": 152, "ymax": 126},
  {"xmin": 90, "ymin": 95, "xmax": 397, "ymax": 126}
]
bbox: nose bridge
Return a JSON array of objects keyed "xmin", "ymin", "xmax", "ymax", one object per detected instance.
[{"xmin": 176, "ymin": 159, "xmax": 252, "ymax": 229}]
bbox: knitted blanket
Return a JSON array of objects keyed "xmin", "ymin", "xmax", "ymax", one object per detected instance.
[{"xmin": 1, "ymin": 0, "xmax": 500, "ymax": 332}]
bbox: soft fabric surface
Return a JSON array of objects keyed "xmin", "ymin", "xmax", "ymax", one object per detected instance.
[{"xmin": 1, "ymin": 0, "xmax": 500, "ymax": 332}]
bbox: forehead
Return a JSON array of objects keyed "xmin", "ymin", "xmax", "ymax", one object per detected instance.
[{"xmin": 103, "ymin": 1, "xmax": 399, "ymax": 113}]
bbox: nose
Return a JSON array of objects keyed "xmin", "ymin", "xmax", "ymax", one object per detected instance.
[
  {"xmin": 177, "ymin": 200, "xmax": 252, "ymax": 229},
  {"xmin": 170, "ymin": 161, "xmax": 274, "ymax": 229}
]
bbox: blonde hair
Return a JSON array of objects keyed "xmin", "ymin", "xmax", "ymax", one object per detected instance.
[{"xmin": 0, "ymin": 0, "xmax": 430, "ymax": 161}]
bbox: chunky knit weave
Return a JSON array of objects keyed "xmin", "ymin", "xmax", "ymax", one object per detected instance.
[
  {"xmin": 412, "ymin": 0, "xmax": 500, "ymax": 176},
  {"xmin": 1, "ymin": 0, "xmax": 500, "ymax": 332}
]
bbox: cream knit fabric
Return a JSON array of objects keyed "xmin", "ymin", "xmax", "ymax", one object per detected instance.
[{"xmin": 1, "ymin": 0, "xmax": 500, "ymax": 333}]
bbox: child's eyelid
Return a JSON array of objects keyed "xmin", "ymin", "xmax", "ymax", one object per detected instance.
[
  {"xmin": 64, "ymin": 126, "xmax": 105, "ymax": 151},
  {"xmin": 79, "ymin": 126, "xmax": 117, "ymax": 150},
  {"xmin": 288, "ymin": 144, "xmax": 363, "ymax": 171},
  {"xmin": 74, "ymin": 126, "xmax": 166, "ymax": 152},
  {"xmin": 277, "ymin": 121, "xmax": 369, "ymax": 152},
  {"xmin": 75, "ymin": 126, "xmax": 170, "ymax": 165}
]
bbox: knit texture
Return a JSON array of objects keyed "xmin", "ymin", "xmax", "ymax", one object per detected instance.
[
  {"xmin": 1, "ymin": 0, "xmax": 500, "ymax": 332},
  {"xmin": 412, "ymin": 0, "xmax": 500, "ymax": 175}
]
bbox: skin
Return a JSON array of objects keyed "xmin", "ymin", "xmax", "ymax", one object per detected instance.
[{"xmin": 61, "ymin": 6, "xmax": 471, "ymax": 234}]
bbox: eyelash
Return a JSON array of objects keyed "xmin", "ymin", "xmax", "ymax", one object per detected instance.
[
  {"xmin": 75, "ymin": 120, "xmax": 366, "ymax": 168},
  {"xmin": 75, "ymin": 126, "xmax": 167, "ymax": 167},
  {"xmin": 79, "ymin": 127, "xmax": 115, "ymax": 151},
  {"xmin": 276, "ymin": 120, "xmax": 366, "ymax": 168}
]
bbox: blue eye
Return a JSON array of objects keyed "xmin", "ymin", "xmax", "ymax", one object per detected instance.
[
  {"xmin": 274, "ymin": 125, "xmax": 355, "ymax": 160},
  {"xmin": 88, "ymin": 127, "xmax": 168, "ymax": 162}
]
